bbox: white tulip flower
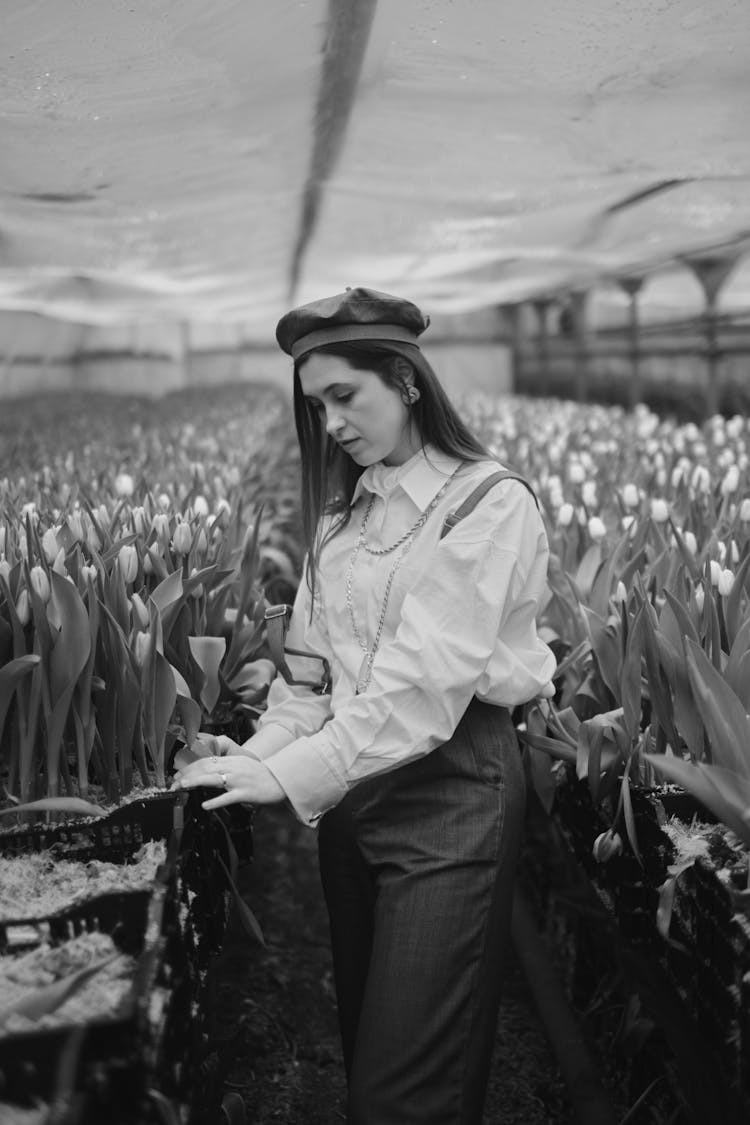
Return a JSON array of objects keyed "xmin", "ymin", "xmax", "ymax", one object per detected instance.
[
  {"xmin": 622, "ymin": 483, "xmax": 639, "ymax": 508},
  {"xmin": 193, "ymin": 494, "xmax": 210, "ymax": 518},
  {"xmin": 694, "ymin": 584, "xmax": 705, "ymax": 613},
  {"xmin": 42, "ymin": 527, "xmax": 59, "ymax": 564},
  {"xmin": 740, "ymin": 498, "xmax": 750, "ymax": 522},
  {"xmin": 690, "ymin": 465, "xmax": 711, "ymax": 494},
  {"xmin": 114, "ymin": 472, "xmax": 135, "ymax": 498},
  {"xmin": 581, "ymin": 481, "xmax": 597, "ymax": 507},
  {"xmin": 557, "ymin": 503, "xmax": 575, "ymax": 527},
  {"xmin": 721, "ymin": 465, "xmax": 740, "ymax": 495},
  {"xmin": 650, "ymin": 498, "xmax": 669, "ymax": 523},
  {"xmin": 709, "ymin": 559, "xmax": 722, "ymax": 587},
  {"xmin": 568, "ymin": 462, "xmax": 586, "ymax": 484},
  {"xmin": 718, "ymin": 569, "xmax": 735, "ymax": 597},
  {"xmin": 588, "ymin": 516, "xmax": 607, "ymax": 542}
]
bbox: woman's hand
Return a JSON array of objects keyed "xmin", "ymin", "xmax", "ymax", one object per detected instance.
[{"xmin": 171, "ymin": 748, "xmax": 285, "ymax": 810}]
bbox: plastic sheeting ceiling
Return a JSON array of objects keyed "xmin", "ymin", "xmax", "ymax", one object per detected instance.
[{"xmin": 1, "ymin": 0, "xmax": 749, "ymax": 337}]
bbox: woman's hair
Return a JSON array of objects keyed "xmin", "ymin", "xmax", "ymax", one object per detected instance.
[{"xmin": 292, "ymin": 340, "xmax": 492, "ymax": 602}]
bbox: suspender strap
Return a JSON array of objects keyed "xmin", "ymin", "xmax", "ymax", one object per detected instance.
[
  {"xmin": 440, "ymin": 470, "xmax": 538, "ymax": 539},
  {"xmin": 263, "ymin": 603, "xmax": 332, "ymax": 695},
  {"xmin": 264, "ymin": 604, "xmax": 295, "ymax": 683}
]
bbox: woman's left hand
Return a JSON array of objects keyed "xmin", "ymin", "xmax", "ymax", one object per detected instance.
[{"xmin": 171, "ymin": 754, "xmax": 285, "ymax": 810}]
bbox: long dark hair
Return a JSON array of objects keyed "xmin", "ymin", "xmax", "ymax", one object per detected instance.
[{"xmin": 292, "ymin": 340, "xmax": 492, "ymax": 603}]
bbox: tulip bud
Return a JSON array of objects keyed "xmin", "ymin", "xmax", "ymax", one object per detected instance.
[
  {"xmin": 15, "ymin": 588, "xmax": 31, "ymax": 626},
  {"xmin": 130, "ymin": 592, "xmax": 150, "ymax": 630},
  {"xmin": 0, "ymin": 555, "xmax": 10, "ymax": 585},
  {"xmin": 694, "ymin": 583, "xmax": 705, "ymax": 613},
  {"xmin": 67, "ymin": 511, "xmax": 84, "ymax": 542},
  {"xmin": 81, "ymin": 563, "xmax": 98, "ymax": 585},
  {"xmin": 97, "ymin": 504, "xmax": 110, "ymax": 528},
  {"xmin": 158, "ymin": 493, "xmax": 171, "ymax": 511},
  {"xmin": 709, "ymin": 559, "xmax": 722, "ymax": 587},
  {"xmin": 172, "ymin": 520, "xmax": 193, "ymax": 556},
  {"xmin": 650, "ymin": 498, "xmax": 669, "ymax": 524},
  {"xmin": 613, "ymin": 580, "xmax": 628, "ymax": 605},
  {"xmin": 18, "ymin": 532, "xmax": 28, "ymax": 561},
  {"xmin": 29, "ymin": 565, "xmax": 51, "ymax": 604},
  {"xmin": 721, "ymin": 465, "xmax": 740, "ymax": 496},
  {"xmin": 193, "ymin": 494, "xmax": 210, "ymax": 518},
  {"xmin": 151, "ymin": 512, "xmax": 170, "ymax": 539},
  {"xmin": 691, "ymin": 465, "xmax": 711, "ymax": 494},
  {"xmin": 134, "ymin": 630, "xmax": 151, "ymax": 666},
  {"xmin": 85, "ymin": 520, "xmax": 101, "ymax": 553},
  {"xmin": 21, "ymin": 502, "xmax": 39, "ymax": 526},
  {"xmin": 592, "ymin": 829, "xmax": 623, "ymax": 863},
  {"xmin": 131, "ymin": 506, "xmax": 149, "ymax": 535},
  {"xmin": 42, "ymin": 527, "xmax": 59, "ymax": 564},
  {"xmin": 52, "ymin": 547, "xmax": 67, "ymax": 577},
  {"xmin": 581, "ymin": 481, "xmax": 597, "ymax": 507},
  {"xmin": 557, "ymin": 502, "xmax": 574, "ymax": 527},
  {"xmin": 682, "ymin": 530, "xmax": 697, "ymax": 555},
  {"xmin": 214, "ymin": 498, "xmax": 232, "ymax": 528},
  {"xmin": 740, "ymin": 498, "xmax": 750, "ymax": 522},
  {"xmin": 226, "ymin": 465, "xmax": 241, "ymax": 489},
  {"xmin": 194, "ymin": 527, "xmax": 208, "ymax": 557},
  {"xmin": 568, "ymin": 462, "xmax": 585, "ymax": 485},
  {"xmin": 189, "ymin": 567, "xmax": 204, "ymax": 600},
  {"xmin": 118, "ymin": 544, "xmax": 138, "ymax": 585},
  {"xmin": 718, "ymin": 568, "xmax": 735, "ymax": 597},
  {"xmin": 622, "ymin": 514, "xmax": 636, "ymax": 532},
  {"xmin": 0, "ymin": 526, "xmax": 5, "ymax": 555},
  {"xmin": 115, "ymin": 472, "xmax": 135, "ymax": 497},
  {"xmin": 587, "ymin": 516, "xmax": 606, "ymax": 543}
]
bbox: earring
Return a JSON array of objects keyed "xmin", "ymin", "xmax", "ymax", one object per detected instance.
[{"xmin": 407, "ymin": 386, "xmax": 420, "ymax": 403}]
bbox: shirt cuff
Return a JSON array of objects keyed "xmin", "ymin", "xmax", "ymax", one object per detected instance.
[{"xmin": 263, "ymin": 736, "xmax": 349, "ymax": 828}]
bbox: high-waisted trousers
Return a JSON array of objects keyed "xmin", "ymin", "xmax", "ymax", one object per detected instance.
[{"xmin": 317, "ymin": 697, "xmax": 527, "ymax": 1125}]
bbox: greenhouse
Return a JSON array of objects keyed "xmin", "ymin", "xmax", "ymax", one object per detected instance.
[{"xmin": 1, "ymin": 2, "xmax": 749, "ymax": 1124}]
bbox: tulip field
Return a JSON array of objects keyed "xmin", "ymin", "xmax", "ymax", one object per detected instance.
[
  {"xmin": 1, "ymin": 384, "xmax": 749, "ymax": 875},
  {"xmin": 1, "ymin": 381, "xmax": 750, "ymax": 1121}
]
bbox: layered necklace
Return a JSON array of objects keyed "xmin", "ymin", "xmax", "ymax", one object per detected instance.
[{"xmin": 345, "ymin": 473, "xmax": 456, "ymax": 694}]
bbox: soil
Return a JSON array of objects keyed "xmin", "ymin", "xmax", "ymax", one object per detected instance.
[{"xmin": 211, "ymin": 804, "xmax": 572, "ymax": 1124}]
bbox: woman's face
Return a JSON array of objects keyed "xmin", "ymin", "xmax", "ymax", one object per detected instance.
[{"xmin": 299, "ymin": 352, "xmax": 422, "ymax": 467}]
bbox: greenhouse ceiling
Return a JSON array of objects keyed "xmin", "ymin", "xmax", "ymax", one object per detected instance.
[{"xmin": 1, "ymin": 0, "xmax": 750, "ymax": 336}]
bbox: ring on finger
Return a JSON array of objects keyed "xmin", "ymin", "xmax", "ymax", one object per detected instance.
[{"xmin": 219, "ymin": 771, "xmax": 229, "ymax": 789}]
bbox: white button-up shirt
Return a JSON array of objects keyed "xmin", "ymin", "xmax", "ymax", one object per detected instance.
[{"xmin": 255, "ymin": 445, "xmax": 556, "ymax": 826}]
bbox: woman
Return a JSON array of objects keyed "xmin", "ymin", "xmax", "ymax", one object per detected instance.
[{"xmin": 173, "ymin": 287, "xmax": 556, "ymax": 1124}]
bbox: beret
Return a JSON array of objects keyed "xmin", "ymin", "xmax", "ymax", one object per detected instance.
[{"xmin": 276, "ymin": 286, "xmax": 430, "ymax": 361}]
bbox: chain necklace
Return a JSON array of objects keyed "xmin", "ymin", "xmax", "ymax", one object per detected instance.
[{"xmin": 345, "ymin": 476, "xmax": 454, "ymax": 693}]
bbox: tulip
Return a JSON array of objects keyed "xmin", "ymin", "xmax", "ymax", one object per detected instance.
[
  {"xmin": 557, "ymin": 502, "xmax": 574, "ymax": 527},
  {"xmin": 721, "ymin": 465, "xmax": 740, "ymax": 495},
  {"xmin": 709, "ymin": 560, "xmax": 722, "ymax": 587},
  {"xmin": 81, "ymin": 564, "xmax": 98, "ymax": 585},
  {"xmin": 115, "ymin": 472, "xmax": 135, "ymax": 497},
  {"xmin": 42, "ymin": 527, "xmax": 59, "ymax": 564},
  {"xmin": 158, "ymin": 493, "xmax": 171, "ymax": 511},
  {"xmin": 130, "ymin": 592, "xmax": 150, "ymax": 630},
  {"xmin": 694, "ymin": 584, "xmax": 705, "ymax": 613},
  {"xmin": 131, "ymin": 506, "xmax": 149, "ymax": 535},
  {"xmin": 67, "ymin": 511, "xmax": 84, "ymax": 542},
  {"xmin": 0, "ymin": 555, "xmax": 10, "ymax": 585},
  {"xmin": 151, "ymin": 512, "xmax": 170, "ymax": 539},
  {"xmin": 622, "ymin": 514, "xmax": 636, "ymax": 533},
  {"xmin": 134, "ymin": 631, "xmax": 151, "ymax": 666},
  {"xmin": 226, "ymin": 465, "xmax": 241, "ymax": 488},
  {"xmin": 581, "ymin": 481, "xmax": 597, "ymax": 507},
  {"xmin": 587, "ymin": 516, "xmax": 606, "ymax": 542},
  {"xmin": 740, "ymin": 498, "xmax": 750, "ymax": 522},
  {"xmin": 683, "ymin": 530, "xmax": 697, "ymax": 556},
  {"xmin": 568, "ymin": 462, "xmax": 585, "ymax": 485},
  {"xmin": 118, "ymin": 544, "xmax": 138, "ymax": 584},
  {"xmin": 214, "ymin": 498, "xmax": 232, "ymax": 527},
  {"xmin": 0, "ymin": 526, "xmax": 5, "ymax": 555},
  {"xmin": 613, "ymin": 580, "xmax": 628, "ymax": 605},
  {"xmin": 189, "ymin": 567, "xmax": 204, "ymax": 599},
  {"xmin": 15, "ymin": 588, "xmax": 31, "ymax": 626},
  {"xmin": 86, "ymin": 520, "xmax": 101, "ymax": 553},
  {"xmin": 193, "ymin": 494, "xmax": 210, "ymax": 518},
  {"xmin": 592, "ymin": 830, "xmax": 623, "ymax": 863},
  {"xmin": 194, "ymin": 527, "xmax": 208, "ymax": 558},
  {"xmin": 691, "ymin": 465, "xmax": 711, "ymax": 494},
  {"xmin": 650, "ymin": 498, "xmax": 669, "ymax": 523},
  {"xmin": 172, "ymin": 520, "xmax": 193, "ymax": 556},
  {"xmin": 718, "ymin": 569, "xmax": 735, "ymax": 597},
  {"xmin": 21, "ymin": 502, "xmax": 39, "ymax": 526},
  {"xmin": 29, "ymin": 565, "xmax": 51, "ymax": 604}
]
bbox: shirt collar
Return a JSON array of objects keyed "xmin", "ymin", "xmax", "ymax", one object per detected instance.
[{"xmin": 351, "ymin": 444, "xmax": 462, "ymax": 512}]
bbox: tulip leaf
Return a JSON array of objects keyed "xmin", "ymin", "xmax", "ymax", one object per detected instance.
[
  {"xmin": 581, "ymin": 606, "xmax": 621, "ymax": 702},
  {"xmin": 188, "ymin": 635, "xmax": 227, "ymax": 715},
  {"xmin": 684, "ymin": 637, "xmax": 750, "ymax": 778},
  {"xmin": 517, "ymin": 729, "xmax": 578, "ymax": 765},
  {"xmin": 724, "ymin": 550, "xmax": 750, "ymax": 648},
  {"xmin": 0, "ymin": 654, "xmax": 41, "ymax": 744},
  {"xmin": 621, "ymin": 770, "xmax": 641, "ymax": 864},
  {"xmin": 644, "ymin": 754, "xmax": 750, "ymax": 846},
  {"xmin": 620, "ymin": 604, "xmax": 644, "ymax": 739}
]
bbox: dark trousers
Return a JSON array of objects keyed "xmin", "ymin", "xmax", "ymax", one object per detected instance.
[{"xmin": 317, "ymin": 698, "xmax": 526, "ymax": 1125}]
